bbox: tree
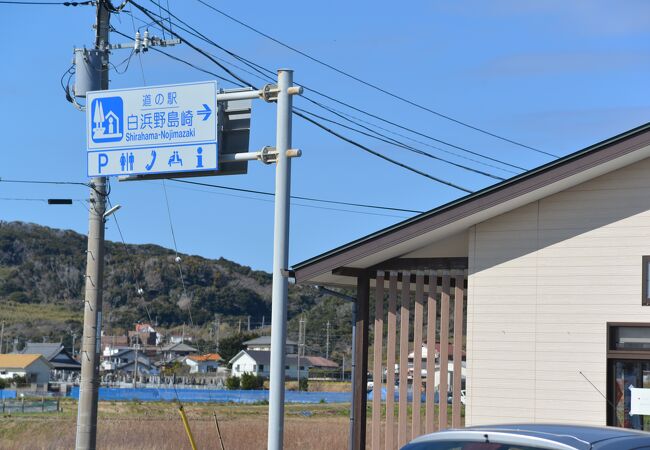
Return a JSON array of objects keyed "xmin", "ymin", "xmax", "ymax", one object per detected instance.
[
  {"xmin": 240, "ymin": 372, "xmax": 263, "ymax": 390},
  {"xmin": 219, "ymin": 332, "xmax": 259, "ymax": 363},
  {"xmin": 225, "ymin": 375, "xmax": 240, "ymax": 390}
]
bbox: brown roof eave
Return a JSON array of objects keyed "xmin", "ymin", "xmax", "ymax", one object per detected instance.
[{"xmin": 293, "ymin": 121, "xmax": 650, "ymax": 283}]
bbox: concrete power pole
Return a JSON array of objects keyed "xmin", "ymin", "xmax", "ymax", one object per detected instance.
[
  {"xmin": 0, "ymin": 321, "xmax": 4, "ymax": 354},
  {"xmin": 75, "ymin": 2, "xmax": 110, "ymax": 449},
  {"xmin": 326, "ymin": 321, "xmax": 330, "ymax": 360}
]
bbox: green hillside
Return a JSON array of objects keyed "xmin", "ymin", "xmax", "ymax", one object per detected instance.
[{"xmin": 0, "ymin": 221, "xmax": 352, "ymax": 361}]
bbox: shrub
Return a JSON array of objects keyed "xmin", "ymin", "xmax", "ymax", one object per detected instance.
[
  {"xmin": 240, "ymin": 373, "xmax": 264, "ymax": 390},
  {"xmin": 298, "ymin": 377, "xmax": 308, "ymax": 392},
  {"xmin": 225, "ymin": 376, "xmax": 240, "ymax": 390}
]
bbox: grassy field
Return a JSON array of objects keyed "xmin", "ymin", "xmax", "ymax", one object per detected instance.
[
  {"xmin": 0, "ymin": 399, "xmax": 351, "ymax": 450},
  {"xmin": 0, "ymin": 398, "xmax": 461, "ymax": 449}
]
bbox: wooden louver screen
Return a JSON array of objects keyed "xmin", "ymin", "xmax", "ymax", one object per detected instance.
[{"xmin": 370, "ymin": 270, "xmax": 466, "ymax": 450}]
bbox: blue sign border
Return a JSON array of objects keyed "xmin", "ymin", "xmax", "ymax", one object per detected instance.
[{"xmin": 86, "ymin": 80, "xmax": 218, "ymax": 151}]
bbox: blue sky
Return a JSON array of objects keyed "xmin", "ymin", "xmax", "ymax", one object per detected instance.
[{"xmin": 1, "ymin": 0, "xmax": 649, "ymax": 271}]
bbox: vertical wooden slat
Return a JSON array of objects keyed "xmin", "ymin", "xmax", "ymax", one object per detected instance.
[
  {"xmin": 452, "ymin": 273, "xmax": 465, "ymax": 428},
  {"xmin": 353, "ymin": 274, "xmax": 370, "ymax": 450},
  {"xmin": 425, "ymin": 271, "xmax": 437, "ymax": 434},
  {"xmin": 397, "ymin": 272, "xmax": 411, "ymax": 448},
  {"xmin": 372, "ymin": 272, "xmax": 385, "ymax": 450},
  {"xmin": 438, "ymin": 272, "xmax": 450, "ymax": 430},
  {"xmin": 385, "ymin": 272, "xmax": 398, "ymax": 450},
  {"xmin": 411, "ymin": 272, "xmax": 424, "ymax": 439}
]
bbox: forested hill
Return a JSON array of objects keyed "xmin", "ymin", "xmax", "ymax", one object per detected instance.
[{"xmin": 0, "ymin": 221, "xmax": 353, "ymax": 359}]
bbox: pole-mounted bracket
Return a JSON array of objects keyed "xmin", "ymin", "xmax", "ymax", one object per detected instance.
[{"xmin": 260, "ymin": 84, "xmax": 303, "ymax": 102}]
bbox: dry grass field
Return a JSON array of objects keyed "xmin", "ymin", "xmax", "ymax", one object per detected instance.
[{"xmin": 0, "ymin": 400, "xmax": 351, "ymax": 450}]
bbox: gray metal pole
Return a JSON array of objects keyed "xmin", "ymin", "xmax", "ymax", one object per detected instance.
[
  {"xmin": 267, "ymin": 69, "xmax": 294, "ymax": 450},
  {"xmin": 75, "ymin": 2, "xmax": 109, "ymax": 449},
  {"xmin": 348, "ymin": 299, "xmax": 357, "ymax": 450}
]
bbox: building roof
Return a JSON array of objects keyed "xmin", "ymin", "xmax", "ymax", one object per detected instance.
[
  {"xmin": 244, "ymin": 336, "xmax": 298, "ymax": 346},
  {"xmin": 293, "ymin": 122, "xmax": 650, "ymax": 286},
  {"xmin": 160, "ymin": 342, "xmax": 198, "ymax": 352},
  {"xmin": 304, "ymin": 356, "xmax": 338, "ymax": 368},
  {"xmin": 20, "ymin": 343, "xmax": 62, "ymax": 360},
  {"xmin": 21, "ymin": 343, "xmax": 81, "ymax": 370},
  {"xmin": 0, "ymin": 354, "xmax": 52, "ymax": 369},
  {"xmin": 230, "ymin": 350, "xmax": 312, "ymax": 367},
  {"xmin": 187, "ymin": 353, "xmax": 222, "ymax": 362}
]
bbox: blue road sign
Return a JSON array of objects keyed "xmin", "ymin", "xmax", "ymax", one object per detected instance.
[{"xmin": 86, "ymin": 81, "xmax": 218, "ymax": 177}]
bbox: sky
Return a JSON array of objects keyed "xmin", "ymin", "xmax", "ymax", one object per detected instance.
[{"xmin": 1, "ymin": 0, "xmax": 649, "ymax": 272}]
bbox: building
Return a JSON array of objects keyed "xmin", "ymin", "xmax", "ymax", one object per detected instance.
[
  {"xmin": 229, "ymin": 350, "xmax": 309, "ymax": 380},
  {"xmin": 243, "ymin": 336, "xmax": 298, "ymax": 354},
  {"xmin": 292, "ymin": 122, "xmax": 650, "ymax": 444},
  {"xmin": 160, "ymin": 342, "xmax": 198, "ymax": 362},
  {"xmin": 20, "ymin": 342, "xmax": 80, "ymax": 381},
  {"xmin": 184, "ymin": 353, "xmax": 222, "ymax": 373},
  {"xmin": 0, "ymin": 354, "xmax": 52, "ymax": 386}
]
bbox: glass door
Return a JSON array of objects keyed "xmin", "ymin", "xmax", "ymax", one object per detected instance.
[{"xmin": 610, "ymin": 359, "xmax": 650, "ymax": 430}]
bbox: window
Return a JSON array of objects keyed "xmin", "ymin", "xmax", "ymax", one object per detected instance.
[
  {"xmin": 236, "ymin": 364, "xmax": 240, "ymax": 371},
  {"xmin": 607, "ymin": 323, "xmax": 650, "ymax": 430},
  {"xmin": 259, "ymin": 365, "xmax": 264, "ymax": 372},
  {"xmin": 641, "ymin": 256, "xmax": 650, "ymax": 306},
  {"xmin": 285, "ymin": 365, "xmax": 289, "ymax": 370}
]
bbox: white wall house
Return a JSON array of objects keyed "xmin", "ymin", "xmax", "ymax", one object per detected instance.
[
  {"xmin": 229, "ymin": 350, "xmax": 309, "ymax": 380},
  {"xmin": 185, "ymin": 354, "xmax": 221, "ymax": 373},
  {"xmin": 292, "ymin": 122, "xmax": 650, "ymax": 435},
  {"xmin": 0, "ymin": 354, "xmax": 52, "ymax": 385}
]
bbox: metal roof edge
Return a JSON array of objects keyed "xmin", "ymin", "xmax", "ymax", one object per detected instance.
[{"xmin": 292, "ymin": 121, "xmax": 650, "ymax": 280}]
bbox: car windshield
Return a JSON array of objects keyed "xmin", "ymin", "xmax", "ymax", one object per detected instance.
[{"xmin": 413, "ymin": 443, "xmax": 560, "ymax": 450}]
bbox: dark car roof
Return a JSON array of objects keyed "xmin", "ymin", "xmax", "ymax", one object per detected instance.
[
  {"xmin": 405, "ymin": 424, "xmax": 650, "ymax": 450},
  {"xmin": 469, "ymin": 424, "xmax": 649, "ymax": 448}
]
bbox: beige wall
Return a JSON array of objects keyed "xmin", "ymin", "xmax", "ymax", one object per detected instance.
[{"xmin": 466, "ymin": 157, "xmax": 650, "ymax": 426}]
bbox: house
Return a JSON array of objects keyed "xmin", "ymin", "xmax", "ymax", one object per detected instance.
[
  {"xmin": 160, "ymin": 342, "xmax": 198, "ymax": 362},
  {"xmin": 19, "ymin": 342, "xmax": 80, "ymax": 381},
  {"xmin": 101, "ymin": 348, "xmax": 152, "ymax": 373},
  {"xmin": 184, "ymin": 353, "xmax": 222, "ymax": 374},
  {"xmin": 229, "ymin": 350, "xmax": 310, "ymax": 380},
  {"xmin": 244, "ymin": 336, "xmax": 298, "ymax": 354},
  {"xmin": 292, "ymin": 122, "xmax": 650, "ymax": 441},
  {"xmin": 0, "ymin": 354, "xmax": 52, "ymax": 386}
]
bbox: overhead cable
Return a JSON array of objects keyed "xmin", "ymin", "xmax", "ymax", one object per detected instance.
[
  {"xmin": 292, "ymin": 110, "xmax": 473, "ymax": 194},
  {"xmin": 294, "ymin": 107, "xmax": 505, "ymax": 181},
  {"xmin": 169, "ymin": 179, "xmax": 425, "ymax": 214},
  {"xmin": 134, "ymin": 2, "xmax": 534, "ymax": 172},
  {"xmin": 194, "ymin": 0, "xmax": 556, "ymax": 158},
  {"xmin": 124, "ymin": 3, "xmax": 475, "ymax": 191}
]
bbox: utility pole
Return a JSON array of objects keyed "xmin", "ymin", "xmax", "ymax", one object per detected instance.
[
  {"xmin": 215, "ymin": 317, "xmax": 220, "ymax": 353},
  {"xmin": 0, "ymin": 321, "xmax": 4, "ymax": 354},
  {"xmin": 238, "ymin": 318, "xmax": 242, "ymax": 334},
  {"xmin": 133, "ymin": 345, "xmax": 139, "ymax": 389},
  {"xmin": 267, "ymin": 69, "xmax": 296, "ymax": 450},
  {"xmin": 326, "ymin": 321, "xmax": 330, "ymax": 360},
  {"xmin": 72, "ymin": 332, "xmax": 77, "ymax": 357},
  {"xmin": 297, "ymin": 316, "xmax": 304, "ymax": 391},
  {"xmin": 75, "ymin": 2, "xmax": 109, "ymax": 449},
  {"xmin": 247, "ymin": 315, "xmax": 251, "ymax": 332}
]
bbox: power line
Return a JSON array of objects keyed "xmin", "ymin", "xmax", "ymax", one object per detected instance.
[
  {"xmin": 133, "ymin": 2, "xmax": 534, "ymax": 174},
  {"xmin": 121, "ymin": 4, "xmax": 476, "ymax": 192},
  {"xmin": 294, "ymin": 106, "xmax": 505, "ymax": 181},
  {"xmin": 193, "ymin": 0, "xmax": 556, "ymax": 158},
  {"xmin": 168, "ymin": 179, "xmax": 425, "ymax": 214},
  {"xmin": 293, "ymin": 110, "xmax": 473, "ymax": 193},
  {"xmin": 299, "ymin": 95, "xmax": 526, "ymax": 173},
  {"xmin": 129, "ymin": 0, "xmax": 256, "ymax": 87},
  {"xmin": 117, "ymin": 21, "xmax": 517, "ymax": 179},
  {"xmin": 118, "ymin": 4, "xmax": 480, "ymax": 192},
  {"xmin": 0, "ymin": 0, "xmax": 92, "ymax": 4}
]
